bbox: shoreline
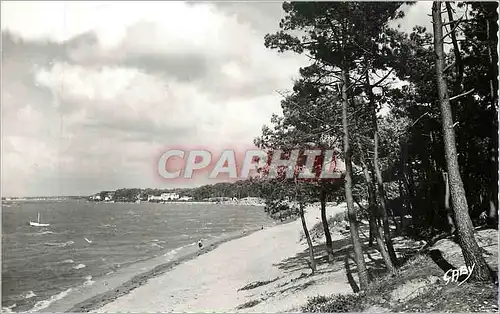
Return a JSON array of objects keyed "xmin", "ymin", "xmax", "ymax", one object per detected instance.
[
  {"xmin": 85, "ymin": 201, "xmax": 267, "ymax": 206},
  {"xmin": 40, "ymin": 204, "xmax": 337, "ymax": 313},
  {"xmin": 41, "ymin": 222, "xmax": 287, "ymax": 313},
  {"xmin": 94, "ymin": 204, "xmax": 349, "ymax": 313}
]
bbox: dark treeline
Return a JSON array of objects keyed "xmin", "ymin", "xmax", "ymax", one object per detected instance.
[
  {"xmin": 90, "ymin": 179, "xmax": 273, "ymax": 202},
  {"xmin": 253, "ymin": 1, "xmax": 497, "ymax": 285}
]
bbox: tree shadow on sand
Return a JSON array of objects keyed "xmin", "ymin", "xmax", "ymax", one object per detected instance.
[{"xmin": 274, "ymin": 226, "xmax": 420, "ymax": 293}]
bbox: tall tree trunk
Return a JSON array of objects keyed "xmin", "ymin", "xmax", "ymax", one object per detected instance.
[
  {"xmin": 368, "ymin": 213, "xmax": 376, "ymax": 247},
  {"xmin": 486, "ymin": 18, "xmax": 498, "ymax": 224},
  {"xmin": 295, "ymin": 178, "xmax": 316, "ymax": 273},
  {"xmin": 320, "ymin": 184, "xmax": 334, "ymax": 263},
  {"xmin": 486, "ymin": 19, "xmax": 497, "ymax": 107},
  {"xmin": 341, "ymin": 67, "xmax": 369, "ymax": 289},
  {"xmin": 374, "ymin": 127, "xmax": 398, "ymax": 265},
  {"xmin": 300, "ymin": 203, "xmax": 316, "ymax": 273},
  {"xmin": 358, "ymin": 141, "xmax": 396, "ymax": 274},
  {"xmin": 365, "ymin": 68, "xmax": 398, "ymax": 265},
  {"xmin": 445, "ymin": 3, "xmax": 471, "ymax": 231},
  {"xmin": 432, "ymin": 2, "xmax": 492, "ymax": 281},
  {"xmin": 442, "ymin": 172, "xmax": 456, "ymax": 235}
]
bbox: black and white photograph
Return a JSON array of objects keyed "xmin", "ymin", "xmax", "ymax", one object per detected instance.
[{"xmin": 1, "ymin": 1, "xmax": 498, "ymax": 313}]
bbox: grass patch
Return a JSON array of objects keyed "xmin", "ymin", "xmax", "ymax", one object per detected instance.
[
  {"xmin": 393, "ymin": 281, "xmax": 498, "ymax": 312},
  {"xmin": 367, "ymin": 253, "xmax": 497, "ymax": 311},
  {"xmin": 238, "ymin": 277, "xmax": 279, "ymax": 291},
  {"xmin": 236, "ymin": 299, "xmax": 261, "ymax": 310},
  {"xmin": 365, "ymin": 254, "xmax": 441, "ymax": 299},
  {"xmin": 302, "ymin": 294, "xmax": 365, "ymax": 312},
  {"xmin": 300, "ymin": 253, "xmax": 498, "ymax": 312}
]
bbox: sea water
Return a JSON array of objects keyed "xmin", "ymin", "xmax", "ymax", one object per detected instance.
[{"xmin": 2, "ymin": 200, "xmax": 273, "ymax": 312}]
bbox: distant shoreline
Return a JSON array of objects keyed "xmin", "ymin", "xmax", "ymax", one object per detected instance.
[
  {"xmin": 91, "ymin": 200, "xmax": 267, "ymax": 206},
  {"xmin": 2, "ymin": 199, "xmax": 266, "ymax": 206}
]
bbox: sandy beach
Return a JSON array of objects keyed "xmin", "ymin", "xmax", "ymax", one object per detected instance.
[
  {"xmin": 91, "ymin": 204, "xmax": 351, "ymax": 313},
  {"xmin": 33, "ymin": 201, "xmax": 499, "ymax": 313}
]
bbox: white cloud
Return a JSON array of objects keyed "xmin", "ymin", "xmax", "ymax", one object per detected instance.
[
  {"xmin": 1, "ymin": 1, "xmax": 428, "ymax": 197},
  {"xmin": 33, "ymin": 61, "xmax": 284, "ymax": 146},
  {"xmin": 1, "ymin": 2, "xmax": 258, "ymax": 56},
  {"xmin": 389, "ymin": 2, "xmax": 433, "ymax": 33},
  {"xmin": 221, "ymin": 62, "xmax": 244, "ymax": 81}
]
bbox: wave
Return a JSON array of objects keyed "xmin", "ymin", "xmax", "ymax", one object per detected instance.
[
  {"xmin": 152, "ymin": 239, "xmax": 167, "ymax": 244},
  {"xmin": 33, "ymin": 231, "xmax": 54, "ymax": 236},
  {"xmin": 21, "ymin": 291, "xmax": 36, "ymax": 299},
  {"xmin": 163, "ymin": 241, "xmax": 198, "ymax": 260},
  {"xmin": 57, "ymin": 259, "xmax": 74, "ymax": 264},
  {"xmin": 83, "ymin": 275, "xmax": 95, "ymax": 286},
  {"xmin": 2, "ymin": 303, "xmax": 17, "ymax": 313},
  {"xmin": 27, "ymin": 288, "xmax": 72, "ymax": 313},
  {"xmin": 164, "ymin": 248, "xmax": 181, "ymax": 259},
  {"xmin": 42, "ymin": 241, "xmax": 74, "ymax": 248},
  {"xmin": 151, "ymin": 243, "xmax": 164, "ymax": 249},
  {"xmin": 72, "ymin": 263, "xmax": 86, "ymax": 270}
]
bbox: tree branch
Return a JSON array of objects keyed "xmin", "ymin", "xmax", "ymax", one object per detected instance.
[
  {"xmin": 445, "ymin": 2, "xmax": 464, "ymax": 94},
  {"xmin": 371, "ymin": 68, "xmax": 395, "ymax": 88},
  {"xmin": 449, "ymin": 89, "xmax": 474, "ymax": 101}
]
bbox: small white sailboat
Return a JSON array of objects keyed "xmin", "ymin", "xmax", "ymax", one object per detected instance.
[{"xmin": 29, "ymin": 212, "xmax": 50, "ymax": 227}]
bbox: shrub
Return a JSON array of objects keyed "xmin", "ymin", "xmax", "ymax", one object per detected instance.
[
  {"xmin": 302, "ymin": 294, "xmax": 364, "ymax": 312},
  {"xmin": 264, "ymin": 200, "xmax": 299, "ymax": 221},
  {"xmin": 300, "ymin": 211, "xmax": 350, "ymax": 243}
]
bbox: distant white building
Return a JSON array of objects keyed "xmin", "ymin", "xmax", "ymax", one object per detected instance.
[
  {"xmin": 148, "ymin": 195, "xmax": 162, "ymax": 202},
  {"xmin": 178, "ymin": 196, "xmax": 193, "ymax": 201},
  {"xmin": 161, "ymin": 193, "xmax": 180, "ymax": 201},
  {"xmin": 104, "ymin": 192, "xmax": 114, "ymax": 202}
]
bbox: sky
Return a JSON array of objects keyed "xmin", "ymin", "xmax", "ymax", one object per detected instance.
[{"xmin": 1, "ymin": 1, "xmax": 433, "ymax": 197}]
